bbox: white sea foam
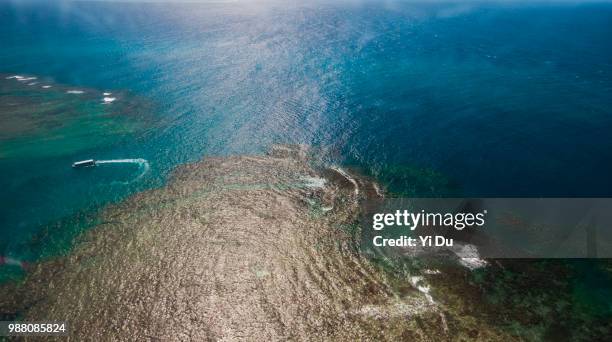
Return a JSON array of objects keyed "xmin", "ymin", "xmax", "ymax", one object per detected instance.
[
  {"xmin": 103, "ymin": 97, "xmax": 116, "ymax": 104},
  {"xmin": 103, "ymin": 92, "xmax": 112, "ymax": 96},
  {"xmin": 6, "ymin": 75, "xmax": 39, "ymax": 82},
  {"xmin": 408, "ymin": 274, "xmax": 449, "ymax": 332},
  {"xmin": 423, "ymin": 269, "xmax": 441, "ymax": 275},
  {"xmin": 452, "ymin": 244, "xmax": 488, "ymax": 270},
  {"xmin": 409, "ymin": 276, "xmax": 434, "ymax": 304},
  {"xmin": 372, "ymin": 182, "xmax": 383, "ymax": 197},
  {"xmin": 331, "ymin": 167, "xmax": 359, "ymax": 196},
  {"xmin": 95, "ymin": 158, "xmax": 150, "ymax": 185},
  {"xmin": 42, "ymin": 85, "xmax": 52, "ymax": 89},
  {"xmin": 301, "ymin": 176, "xmax": 326, "ymax": 189},
  {"xmin": 66, "ymin": 90, "xmax": 85, "ymax": 94},
  {"xmin": 27, "ymin": 82, "xmax": 38, "ymax": 86}
]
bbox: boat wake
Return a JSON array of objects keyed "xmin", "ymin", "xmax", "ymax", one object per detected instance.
[
  {"xmin": 95, "ymin": 158, "xmax": 150, "ymax": 184},
  {"xmin": 0, "ymin": 256, "xmax": 28, "ymax": 270}
]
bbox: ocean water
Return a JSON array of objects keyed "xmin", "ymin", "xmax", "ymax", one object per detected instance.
[{"xmin": 1, "ymin": 1, "xmax": 612, "ymax": 261}]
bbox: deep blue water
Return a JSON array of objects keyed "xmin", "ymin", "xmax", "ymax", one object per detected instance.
[{"xmin": 1, "ymin": 1, "xmax": 612, "ymax": 260}]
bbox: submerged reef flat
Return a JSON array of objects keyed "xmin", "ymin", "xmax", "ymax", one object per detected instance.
[
  {"xmin": 0, "ymin": 146, "xmax": 511, "ymax": 340},
  {"xmin": 0, "ymin": 74, "xmax": 148, "ymax": 160}
]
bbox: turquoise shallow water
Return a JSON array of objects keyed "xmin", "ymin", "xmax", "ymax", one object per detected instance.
[{"xmin": 1, "ymin": 1, "xmax": 612, "ymax": 261}]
